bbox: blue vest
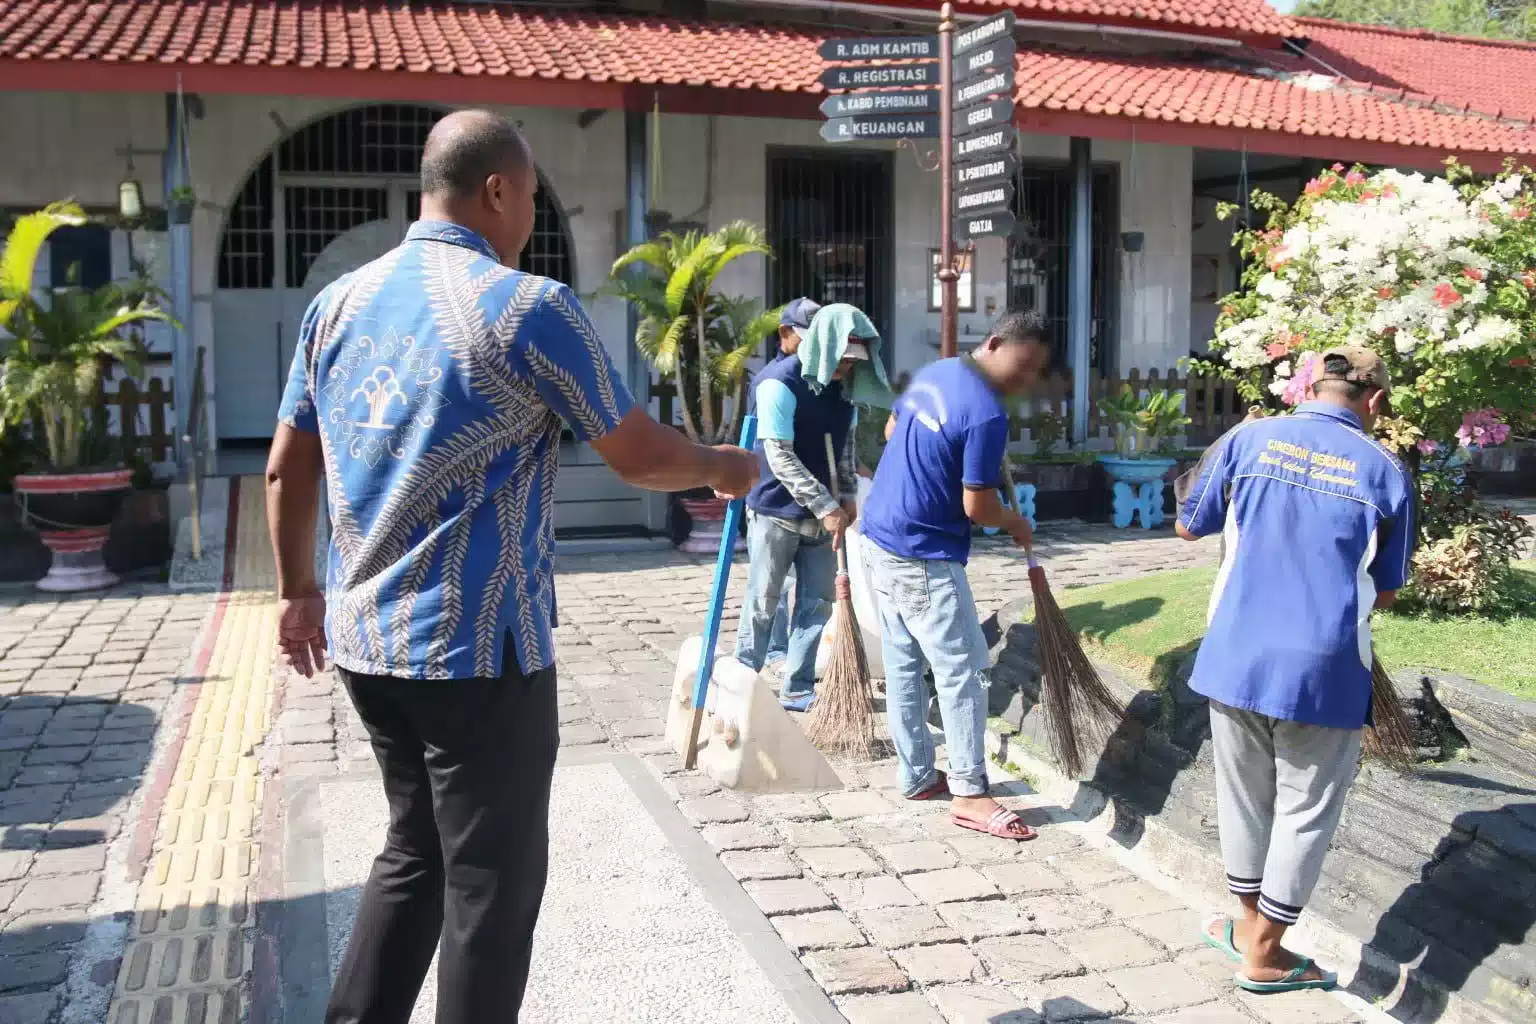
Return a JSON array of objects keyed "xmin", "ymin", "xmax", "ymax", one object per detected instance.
[{"xmin": 745, "ymin": 354, "xmax": 854, "ymax": 521}]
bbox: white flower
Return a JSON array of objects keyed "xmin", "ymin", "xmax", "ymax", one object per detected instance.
[
  {"xmin": 1272, "ymin": 359, "xmax": 1292, "ymax": 378},
  {"xmin": 1443, "ymin": 315, "xmax": 1518, "ymax": 352},
  {"xmin": 1256, "ymin": 274, "xmax": 1293, "ymax": 300},
  {"xmin": 1268, "ymin": 376, "xmax": 1291, "ymax": 397}
]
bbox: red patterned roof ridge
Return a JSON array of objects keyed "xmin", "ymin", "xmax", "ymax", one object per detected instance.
[
  {"xmin": 877, "ymin": 0, "xmax": 1294, "ymax": 40},
  {"xmin": 1292, "ymin": 17, "xmax": 1536, "ymax": 122},
  {"xmin": 0, "ymin": 1, "xmax": 1532, "ymax": 163}
]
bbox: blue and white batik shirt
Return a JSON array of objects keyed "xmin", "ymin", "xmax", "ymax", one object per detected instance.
[
  {"xmin": 1178, "ymin": 402, "xmax": 1415, "ymax": 729},
  {"xmin": 277, "ymin": 220, "xmax": 633, "ymax": 680}
]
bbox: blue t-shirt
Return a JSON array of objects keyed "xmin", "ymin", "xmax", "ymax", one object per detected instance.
[
  {"xmin": 1179, "ymin": 402, "xmax": 1415, "ymax": 728},
  {"xmin": 745, "ymin": 354, "xmax": 853, "ymax": 521},
  {"xmin": 276, "ymin": 220, "xmax": 633, "ymax": 680},
  {"xmin": 861, "ymin": 357, "xmax": 1009, "ymax": 563}
]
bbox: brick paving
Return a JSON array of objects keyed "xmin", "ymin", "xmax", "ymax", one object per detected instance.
[
  {"xmin": 0, "ymin": 584, "xmax": 214, "ymax": 1024},
  {"xmin": 0, "ymin": 500, "xmax": 1384, "ymax": 1024}
]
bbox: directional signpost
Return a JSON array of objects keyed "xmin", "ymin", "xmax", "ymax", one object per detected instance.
[{"xmin": 818, "ymin": 5, "xmax": 1017, "ymax": 357}]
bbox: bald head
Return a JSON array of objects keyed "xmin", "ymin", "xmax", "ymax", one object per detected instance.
[
  {"xmin": 421, "ymin": 110, "xmax": 531, "ymax": 200},
  {"xmin": 417, "ymin": 110, "xmax": 537, "ymax": 268}
]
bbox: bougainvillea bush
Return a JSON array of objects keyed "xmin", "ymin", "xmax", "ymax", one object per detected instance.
[{"xmin": 1200, "ymin": 162, "xmax": 1535, "ymax": 612}]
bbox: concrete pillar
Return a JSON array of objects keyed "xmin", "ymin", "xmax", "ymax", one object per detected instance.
[{"xmin": 1069, "ymin": 137, "xmax": 1092, "ymax": 447}]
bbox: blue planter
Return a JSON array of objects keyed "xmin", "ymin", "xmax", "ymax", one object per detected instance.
[{"xmin": 1098, "ymin": 456, "xmax": 1176, "ymax": 529}]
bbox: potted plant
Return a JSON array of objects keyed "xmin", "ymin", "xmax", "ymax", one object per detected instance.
[
  {"xmin": 1, "ymin": 202, "xmax": 175, "ymax": 590},
  {"xmin": 166, "ymin": 185, "xmax": 196, "ymax": 225},
  {"xmin": 1095, "ymin": 386, "xmax": 1191, "ymax": 529},
  {"xmin": 608, "ymin": 221, "xmax": 781, "ymax": 552}
]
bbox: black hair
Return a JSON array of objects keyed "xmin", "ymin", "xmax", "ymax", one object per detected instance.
[
  {"xmin": 420, "ymin": 111, "xmax": 531, "ymax": 200},
  {"xmin": 1313, "ymin": 354, "xmax": 1372, "ymax": 400},
  {"xmin": 992, "ymin": 309, "xmax": 1047, "ymax": 345}
]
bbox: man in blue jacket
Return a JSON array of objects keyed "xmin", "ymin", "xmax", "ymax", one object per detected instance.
[
  {"xmin": 1178, "ymin": 346, "xmax": 1414, "ymax": 994},
  {"xmin": 761, "ymin": 299, "xmax": 820, "ymax": 667},
  {"xmin": 733, "ymin": 304, "xmax": 874, "ymax": 711}
]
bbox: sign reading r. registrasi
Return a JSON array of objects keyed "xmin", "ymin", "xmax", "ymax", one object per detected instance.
[{"xmin": 1258, "ymin": 439, "xmax": 1360, "ymax": 487}]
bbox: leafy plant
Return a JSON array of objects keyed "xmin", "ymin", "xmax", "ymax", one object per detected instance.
[
  {"xmin": 0, "ymin": 202, "xmax": 175, "ymax": 470},
  {"xmin": 1028, "ymin": 410, "xmax": 1067, "ymax": 457},
  {"xmin": 1097, "ymin": 387, "xmax": 1191, "ymax": 457},
  {"xmin": 607, "ymin": 221, "xmax": 781, "ymax": 445}
]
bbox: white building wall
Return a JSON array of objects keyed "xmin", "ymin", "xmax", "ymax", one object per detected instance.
[{"xmin": 2, "ymin": 90, "xmax": 1197, "ymax": 448}]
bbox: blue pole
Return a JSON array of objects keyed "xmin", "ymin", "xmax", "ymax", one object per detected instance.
[
  {"xmin": 1069, "ymin": 137, "xmax": 1093, "ymax": 448},
  {"xmin": 685, "ymin": 414, "xmax": 757, "ymax": 767},
  {"xmin": 624, "ymin": 112, "xmax": 649, "ymax": 402}
]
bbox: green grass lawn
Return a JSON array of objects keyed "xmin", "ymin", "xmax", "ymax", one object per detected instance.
[{"xmin": 1054, "ymin": 563, "xmax": 1536, "ymax": 700}]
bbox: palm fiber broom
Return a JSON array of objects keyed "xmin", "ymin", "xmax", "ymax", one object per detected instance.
[
  {"xmin": 1365, "ymin": 650, "xmax": 1417, "ymax": 771},
  {"xmin": 804, "ymin": 434, "xmax": 877, "ymax": 759},
  {"xmin": 1002, "ymin": 463, "xmax": 1126, "ymax": 778}
]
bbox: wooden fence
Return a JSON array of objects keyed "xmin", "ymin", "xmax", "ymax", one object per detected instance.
[
  {"xmin": 648, "ymin": 367, "xmax": 1247, "ymax": 448},
  {"xmin": 92, "ymin": 377, "xmax": 176, "ymax": 463}
]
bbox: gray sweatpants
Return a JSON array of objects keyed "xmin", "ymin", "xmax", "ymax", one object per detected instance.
[{"xmin": 1210, "ymin": 700, "xmax": 1363, "ymax": 927}]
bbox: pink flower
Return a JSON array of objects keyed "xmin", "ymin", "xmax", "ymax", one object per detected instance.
[
  {"xmin": 1514, "ymin": 206, "xmax": 1531, "ymax": 220},
  {"xmin": 1433, "ymin": 283, "xmax": 1462, "ymax": 308},
  {"xmin": 1345, "ymin": 171, "xmax": 1367, "ymax": 186},
  {"xmin": 1303, "ymin": 176, "xmax": 1334, "ymax": 197},
  {"xmin": 1417, "ymin": 439, "xmax": 1440, "ymax": 456},
  {"xmin": 1520, "ymin": 270, "xmax": 1536, "ymax": 289},
  {"xmin": 1377, "ymin": 286, "xmax": 1395, "ymax": 299},
  {"xmin": 1266, "ymin": 341, "xmax": 1291, "ymax": 359},
  {"xmin": 1462, "ymin": 267, "xmax": 1486, "ymax": 282},
  {"xmin": 1331, "ymin": 163, "xmax": 1346, "ymax": 172},
  {"xmin": 1282, "ymin": 352, "xmax": 1322, "ymax": 407},
  {"xmin": 1512, "ymin": 356, "xmax": 1532, "ymax": 368},
  {"xmin": 1457, "ymin": 408, "xmax": 1512, "ymax": 448}
]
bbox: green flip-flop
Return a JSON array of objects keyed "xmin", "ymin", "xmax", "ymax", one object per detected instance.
[
  {"xmin": 1233, "ymin": 957, "xmax": 1338, "ymax": 993},
  {"xmin": 1201, "ymin": 915, "xmax": 1241, "ymax": 962}
]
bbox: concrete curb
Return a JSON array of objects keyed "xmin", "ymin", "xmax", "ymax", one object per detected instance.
[{"xmin": 982, "ymin": 725, "xmax": 1493, "ymax": 1024}]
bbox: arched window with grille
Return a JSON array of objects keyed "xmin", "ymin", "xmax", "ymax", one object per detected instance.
[{"xmin": 218, "ymin": 104, "xmax": 574, "ymax": 290}]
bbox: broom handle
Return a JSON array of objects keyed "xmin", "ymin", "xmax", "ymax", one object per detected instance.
[
  {"xmin": 685, "ymin": 414, "xmax": 757, "ymax": 768},
  {"xmin": 999, "ymin": 460, "xmax": 1040, "ymax": 570},
  {"xmin": 826, "ymin": 433, "xmax": 850, "ymax": 576}
]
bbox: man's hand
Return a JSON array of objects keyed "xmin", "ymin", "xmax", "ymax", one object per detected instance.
[
  {"xmin": 1004, "ymin": 512, "xmax": 1033, "ymax": 550},
  {"xmin": 708, "ymin": 445, "xmax": 759, "ymax": 500},
  {"xmin": 277, "ymin": 590, "xmax": 328, "ymax": 678},
  {"xmin": 822, "ymin": 507, "xmax": 851, "ymax": 549},
  {"xmin": 841, "ymin": 499, "xmax": 858, "ymax": 524}
]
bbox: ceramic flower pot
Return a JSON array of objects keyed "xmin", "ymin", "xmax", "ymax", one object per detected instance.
[
  {"xmin": 13, "ymin": 468, "xmax": 133, "ymax": 591},
  {"xmin": 678, "ymin": 496, "xmax": 746, "ymax": 555},
  {"xmin": 1097, "ymin": 456, "xmax": 1177, "ymax": 530}
]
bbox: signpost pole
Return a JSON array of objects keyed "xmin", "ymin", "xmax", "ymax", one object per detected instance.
[{"xmin": 938, "ymin": 2, "xmax": 958, "ymax": 359}]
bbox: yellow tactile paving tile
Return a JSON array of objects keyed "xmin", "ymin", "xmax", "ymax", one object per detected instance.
[{"xmin": 110, "ymin": 480, "xmax": 275, "ymax": 1023}]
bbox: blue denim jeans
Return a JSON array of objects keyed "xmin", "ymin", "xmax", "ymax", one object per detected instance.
[
  {"xmin": 734, "ymin": 514, "xmax": 836, "ymax": 699},
  {"xmin": 864, "ymin": 541, "xmax": 991, "ymax": 798},
  {"xmin": 766, "ymin": 572, "xmax": 793, "ymax": 663}
]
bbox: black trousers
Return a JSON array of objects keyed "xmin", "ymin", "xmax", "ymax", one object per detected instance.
[{"xmin": 326, "ymin": 655, "xmax": 560, "ymax": 1024}]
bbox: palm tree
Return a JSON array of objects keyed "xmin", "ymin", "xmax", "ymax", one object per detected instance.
[
  {"xmin": 608, "ymin": 220, "xmax": 782, "ymax": 445},
  {"xmin": 0, "ymin": 203, "xmax": 175, "ymax": 470}
]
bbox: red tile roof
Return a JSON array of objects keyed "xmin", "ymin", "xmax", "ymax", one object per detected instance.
[
  {"xmin": 1296, "ymin": 18, "xmax": 1536, "ymax": 122},
  {"xmin": 0, "ymin": 1, "xmax": 1532, "ymax": 166},
  {"xmin": 919, "ymin": 0, "xmax": 1294, "ymax": 40}
]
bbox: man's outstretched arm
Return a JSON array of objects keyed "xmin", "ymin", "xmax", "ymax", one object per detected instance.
[{"xmin": 590, "ymin": 408, "xmax": 757, "ymax": 497}]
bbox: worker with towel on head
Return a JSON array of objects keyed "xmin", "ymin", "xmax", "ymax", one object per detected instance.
[{"xmin": 733, "ymin": 303, "xmax": 893, "ymax": 711}]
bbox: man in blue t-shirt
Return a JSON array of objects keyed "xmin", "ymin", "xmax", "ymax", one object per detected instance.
[
  {"xmin": 1177, "ymin": 345, "xmax": 1414, "ymax": 994},
  {"xmin": 861, "ymin": 311, "xmax": 1047, "ymax": 842}
]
